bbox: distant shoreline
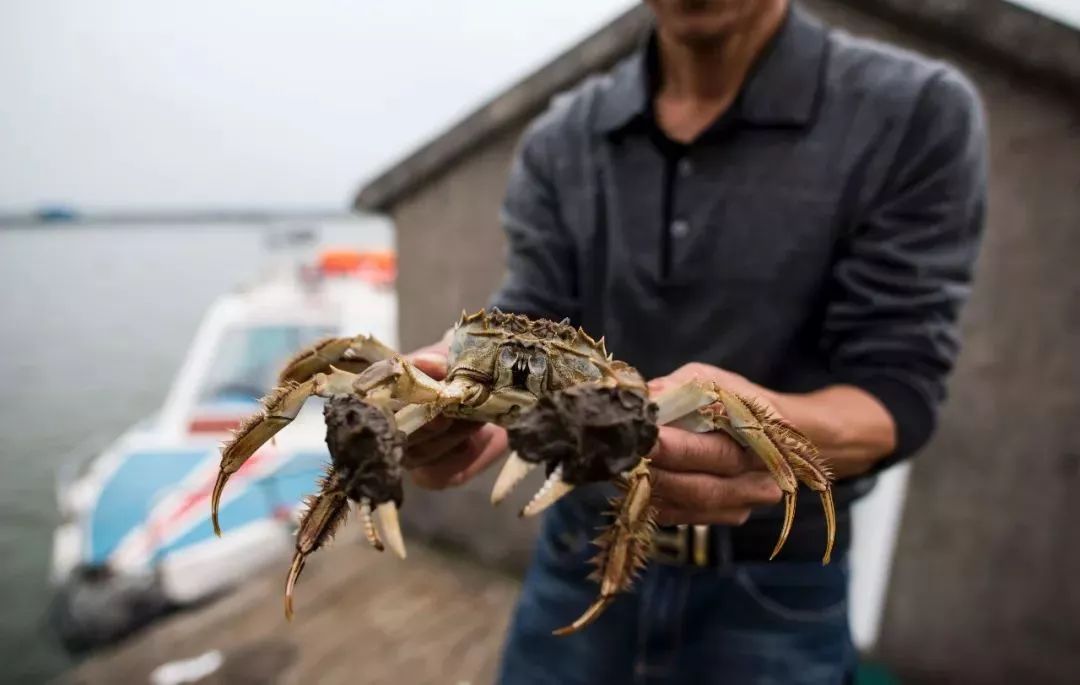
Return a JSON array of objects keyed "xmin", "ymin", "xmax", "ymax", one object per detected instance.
[{"xmin": 0, "ymin": 209, "xmax": 372, "ymax": 229}]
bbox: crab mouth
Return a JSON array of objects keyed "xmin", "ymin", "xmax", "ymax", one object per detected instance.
[{"xmin": 510, "ymin": 354, "xmax": 531, "ymax": 388}]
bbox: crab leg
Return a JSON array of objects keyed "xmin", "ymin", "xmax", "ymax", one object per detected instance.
[
  {"xmin": 651, "ymin": 379, "xmax": 721, "ymax": 425},
  {"xmin": 280, "ymin": 358, "xmax": 490, "ymax": 619},
  {"xmin": 285, "ymin": 468, "xmax": 349, "ymax": 620},
  {"xmin": 215, "ymin": 355, "xmax": 461, "ymax": 536},
  {"xmin": 659, "ymin": 383, "xmax": 835, "ymax": 564},
  {"xmin": 553, "ymin": 459, "xmax": 655, "ymax": 635},
  {"xmin": 213, "ymin": 367, "xmax": 358, "ymax": 535},
  {"xmin": 222, "ymin": 332, "xmax": 395, "ymax": 534},
  {"xmin": 278, "ymin": 334, "xmax": 396, "ymax": 385}
]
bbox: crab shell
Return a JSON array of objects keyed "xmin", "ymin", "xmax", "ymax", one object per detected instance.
[{"xmin": 446, "ymin": 309, "xmax": 614, "ymax": 396}]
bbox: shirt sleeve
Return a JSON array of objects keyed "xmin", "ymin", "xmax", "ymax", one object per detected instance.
[
  {"xmin": 488, "ymin": 118, "xmax": 580, "ymax": 323},
  {"xmin": 823, "ymin": 68, "xmax": 988, "ymax": 466}
]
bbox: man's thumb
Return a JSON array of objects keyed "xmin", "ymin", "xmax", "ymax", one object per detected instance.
[{"xmin": 409, "ymin": 352, "xmax": 448, "ymax": 379}]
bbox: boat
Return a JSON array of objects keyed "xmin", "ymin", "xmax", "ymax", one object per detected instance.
[{"xmin": 48, "ymin": 243, "xmax": 397, "ymax": 651}]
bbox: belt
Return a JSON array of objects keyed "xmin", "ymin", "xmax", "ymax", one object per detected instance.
[{"xmin": 651, "ymin": 515, "xmax": 849, "ymax": 567}]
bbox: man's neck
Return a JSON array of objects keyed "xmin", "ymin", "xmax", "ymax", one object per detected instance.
[{"xmin": 654, "ymin": 1, "xmax": 787, "ymax": 142}]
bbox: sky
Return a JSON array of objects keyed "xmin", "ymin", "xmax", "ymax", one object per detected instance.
[
  {"xmin": 0, "ymin": 0, "xmax": 633, "ymax": 213},
  {"xmin": 1, "ymin": 0, "xmax": 1076, "ymax": 214},
  {"xmin": 1006, "ymin": 0, "xmax": 1080, "ymax": 28}
]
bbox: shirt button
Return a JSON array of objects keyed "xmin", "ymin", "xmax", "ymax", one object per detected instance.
[
  {"xmin": 678, "ymin": 158, "xmax": 693, "ymax": 177},
  {"xmin": 670, "ymin": 219, "xmax": 690, "ymax": 238}
]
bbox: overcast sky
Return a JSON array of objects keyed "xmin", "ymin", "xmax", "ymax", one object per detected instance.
[
  {"xmin": 0, "ymin": 0, "xmax": 633, "ymax": 213},
  {"xmin": 1007, "ymin": 0, "xmax": 1080, "ymax": 27},
  {"xmin": 1, "ymin": 0, "xmax": 1075, "ymax": 214}
]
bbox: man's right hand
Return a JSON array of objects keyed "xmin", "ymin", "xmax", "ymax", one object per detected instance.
[{"xmin": 404, "ymin": 344, "xmax": 508, "ymax": 489}]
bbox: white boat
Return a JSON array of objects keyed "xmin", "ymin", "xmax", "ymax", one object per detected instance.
[{"xmin": 49, "ymin": 245, "xmax": 397, "ymax": 650}]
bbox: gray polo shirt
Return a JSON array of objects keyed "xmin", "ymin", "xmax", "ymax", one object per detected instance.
[{"xmin": 491, "ymin": 5, "xmax": 986, "ymax": 524}]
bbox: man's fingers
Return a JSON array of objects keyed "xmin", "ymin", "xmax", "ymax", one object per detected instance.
[
  {"xmin": 403, "ymin": 421, "xmax": 478, "ymax": 468},
  {"xmin": 650, "ymin": 469, "xmax": 783, "ymax": 511},
  {"xmin": 408, "ymin": 425, "xmax": 508, "ymax": 489},
  {"xmin": 406, "ymin": 416, "xmax": 457, "ymax": 446},
  {"xmin": 410, "ymin": 451, "xmax": 476, "ymax": 489},
  {"xmin": 649, "ymin": 426, "xmax": 762, "ymax": 475},
  {"xmin": 407, "ymin": 351, "xmax": 449, "ymax": 380},
  {"xmin": 448, "ymin": 425, "xmax": 508, "ymax": 485}
]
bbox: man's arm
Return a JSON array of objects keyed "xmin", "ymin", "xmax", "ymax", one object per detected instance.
[
  {"xmin": 809, "ymin": 67, "xmax": 988, "ymax": 476},
  {"xmin": 649, "ymin": 67, "xmax": 987, "ymax": 517}
]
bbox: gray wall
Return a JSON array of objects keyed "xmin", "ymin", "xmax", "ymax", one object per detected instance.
[
  {"xmin": 394, "ymin": 125, "xmax": 518, "ymax": 353},
  {"xmin": 384, "ymin": 2, "xmax": 1080, "ymax": 681},
  {"xmin": 810, "ymin": 4, "xmax": 1080, "ymax": 683}
]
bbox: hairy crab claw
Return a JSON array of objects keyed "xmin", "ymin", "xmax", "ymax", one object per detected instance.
[
  {"xmin": 520, "ymin": 464, "xmax": 575, "ymax": 517},
  {"xmin": 284, "ymin": 396, "xmax": 408, "ymax": 619},
  {"xmin": 497, "ymin": 384, "xmax": 659, "ymax": 517},
  {"xmin": 491, "ymin": 451, "xmax": 537, "ymax": 505}
]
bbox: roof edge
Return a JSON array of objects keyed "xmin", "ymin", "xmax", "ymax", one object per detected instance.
[
  {"xmin": 839, "ymin": 0, "xmax": 1080, "ymax": 92},
  {"xmin": 355, "ymin": 0, "xmax": 1078, "ymax": 213},
  {"xmin": 353, "ymin": 5, "xmax": 651, "ymax": 213}
]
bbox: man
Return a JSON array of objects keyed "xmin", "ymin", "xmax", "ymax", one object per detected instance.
[{"xmin": 408, "ymin": 0, "xmax": 986, "ymax": 682}]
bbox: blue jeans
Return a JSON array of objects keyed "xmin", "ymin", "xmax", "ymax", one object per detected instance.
[{"xmin": 497, "ymin": 489, "xmax": 855, "ymax": 685}]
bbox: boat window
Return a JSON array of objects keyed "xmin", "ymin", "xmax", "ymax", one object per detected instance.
[{"xmin": 199, "ymin": 325, "xmax": 336, "ymax": 403}]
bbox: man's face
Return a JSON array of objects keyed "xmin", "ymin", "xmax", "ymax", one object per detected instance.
[{"xmin": 644, "ymin": 0, "xmax": 770, "ymax": 45}]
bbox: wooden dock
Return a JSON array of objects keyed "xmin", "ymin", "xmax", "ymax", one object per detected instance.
[{"xmin": 65, "ymin": 540, "xmax": 522, "ymax": 684}]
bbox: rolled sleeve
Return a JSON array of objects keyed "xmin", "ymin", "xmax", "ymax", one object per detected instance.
[
  {"xmin": 489, "ymin": 118, "xmax": 580, "ymax": 323},
  {"xmin": 824, "ymin": 68, "xmax": 988, "ymax": 464}
]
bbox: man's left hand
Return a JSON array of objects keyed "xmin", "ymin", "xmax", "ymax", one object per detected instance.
[{"xmin": 646, "ymin": 363, "xmax": 784, "ymax": 526}]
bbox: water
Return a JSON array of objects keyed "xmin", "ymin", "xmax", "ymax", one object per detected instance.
[{"xmin": 0, "ymin": 217, "xmax": 391, "ymax": 682}]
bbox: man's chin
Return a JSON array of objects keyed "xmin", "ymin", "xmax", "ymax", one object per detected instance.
[
  {"xmin": 656, "ymin": 8, "xmax": 746, "ymax": 44},
  {"xmin": 665, "ymin": 24, "xmax": 737, "ymax": 47}
]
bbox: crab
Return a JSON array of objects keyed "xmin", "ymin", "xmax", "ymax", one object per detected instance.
[{"xmin": 210, "ymin": 309, "xmax": 835, "ymax": 635}]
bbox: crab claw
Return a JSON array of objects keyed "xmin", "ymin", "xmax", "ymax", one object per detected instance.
[
  {"xmin": 507, "ymin": 383, "xmax": 657, "ymax": 517},
  {"xmin": 491, "ymin": 451, "xmax": 538, "ymax": 505},
  {"xmin": 358, "ymin": 499, "xmax": 384, "ymax": 552},
  {"xmin": 520, "ymin": 465, "xmax": 575, "ymax": 517},
  {"xmin": 375, "ymin": 501, "xmax": 407, "ymax": 559}
]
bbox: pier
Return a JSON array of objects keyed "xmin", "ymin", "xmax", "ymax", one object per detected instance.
[{"xmin": 66, "ymin": 541, "xmax": 520, "ymax": 684}]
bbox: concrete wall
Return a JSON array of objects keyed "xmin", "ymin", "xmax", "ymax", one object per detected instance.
[{"xmin": 384, "ymin": 2, "xmax": 1080, "ymax": 681}]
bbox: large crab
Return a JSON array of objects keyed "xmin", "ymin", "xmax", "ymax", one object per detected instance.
[{"xmin": 211, "ymin": 309, "xmax": 835, "ymax": 635}]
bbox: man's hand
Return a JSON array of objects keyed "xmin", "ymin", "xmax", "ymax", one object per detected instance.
[
  {"xmin": 647, "ymin": 363, "xmax": 783, "ymax": 526},
  {"xmin": 403, "ymin": 344, "xmax": 508, "ymax": 490}
]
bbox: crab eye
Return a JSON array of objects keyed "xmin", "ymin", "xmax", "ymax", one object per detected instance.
[
  {"xmin": 499, "ymin": 347, "xmax": 517, "ymax": 367},
  {"xmin": 528, "ymin": 353, "xmax": 547, "ymax": 376}
]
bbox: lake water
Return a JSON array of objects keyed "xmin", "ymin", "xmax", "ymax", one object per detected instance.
[{"xmin": 0, "ymin": 217, "xmax": 391, "ymax": 681}]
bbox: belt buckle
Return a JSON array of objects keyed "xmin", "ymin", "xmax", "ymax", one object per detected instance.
[
  {"xmin": 652, "ymin": 525, "xmax": 710, "ymax": 567},
  {"xmin": 652, "ymin": 525, "xmax": 689, "ymax": 565}
]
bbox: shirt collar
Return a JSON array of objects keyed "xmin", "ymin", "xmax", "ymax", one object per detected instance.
[{"xmin": 593, "ymin": 4, "xmax": 829, "ymax": 134}]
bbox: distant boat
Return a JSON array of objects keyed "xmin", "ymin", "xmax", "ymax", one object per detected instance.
[
  {"xmin": 48, "ymin": 246, "xmax": 397, "ymax": 651},
  {"xmin": 35, "ymin": 205, "xmax": 80, "ymax": 223}
]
